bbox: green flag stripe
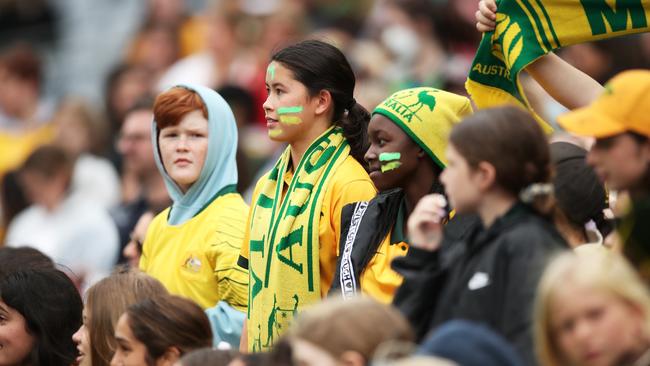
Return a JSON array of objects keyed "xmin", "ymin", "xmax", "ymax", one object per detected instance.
[
  {"xmin": 534, "ymin": 0, "xmax": 562, "ymax": 48},
  {"xmin": 520, "ymin": 0, "xmax": 554, "ymax": 51}
]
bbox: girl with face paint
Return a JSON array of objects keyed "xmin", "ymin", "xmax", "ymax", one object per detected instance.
[
  {"xmin": 239, "ymin": 40, "xmax": 376, "ymax": 352},
  {"xmin": 329, "ymin": 87, "xmax": 478, "ymax": 303}
]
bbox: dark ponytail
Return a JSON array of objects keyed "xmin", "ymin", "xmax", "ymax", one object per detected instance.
[{"xmin": 271, "ymin": 40, "xmax": 370, "ymax": 165}]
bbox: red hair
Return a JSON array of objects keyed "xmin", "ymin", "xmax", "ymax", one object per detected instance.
[{"xmin": 153, "ymin": 87, "xmax": 208, "ymax": 129}]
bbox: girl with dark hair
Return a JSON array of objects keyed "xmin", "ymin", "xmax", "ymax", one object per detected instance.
[
  {"xmin": 0, "ymin": 268, "xmax": 83, "ymax": 366},
  {"xmin": 550, "ymin": 142, "xmax": 612, "ymax": 248},
  {"xmin": 328, "ymin": 87, "xmax": 478, "ymax": 303},
  {"xmin": 110, "ymin": 295, "xmax": 212, "ymax": 366},
  {"xmin": 238, "ymin": 40, "xmax": 376, "ymax": 351},
  {"xmin": 394, "ymin": 107, "xmax": 568, "ymax": 365}
]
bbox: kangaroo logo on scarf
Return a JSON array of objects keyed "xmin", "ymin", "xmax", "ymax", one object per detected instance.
[{"xmin": 246, "ymin": 127, "xmax": 350, "ymax": 352}]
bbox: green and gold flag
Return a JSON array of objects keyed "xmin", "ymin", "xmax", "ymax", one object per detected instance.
[{"xmin": 466, "ymin": 0, "xmax": 650, "ymax": 131}]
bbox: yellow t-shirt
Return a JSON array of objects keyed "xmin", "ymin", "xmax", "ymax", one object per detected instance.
[
  {"xmin": 0, "ymin": 124, "xmax": 55, "ymax": 178},
  {"xmin": 240, "ymin": 155, "xmax": 376, "ymax": 297},
  {"xmin": 140, "ymin": 192, "xmax": 249, "ymax": 311},
  {"xmin": 361, "ymin": 231, "xmax": 409, "ymax": 304}
]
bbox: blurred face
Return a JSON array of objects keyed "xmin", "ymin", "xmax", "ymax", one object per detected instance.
[
  {"xmin": 0, "ymin": 299, "xmax": 35, "ymax": 366},
  {"xmin": 263, "ymin": 61, "xmax": 320, "ymax": 144},
  {"xmin": 138, "ymin": 28, "xmax": 178, "ymax": 73},
  {"xmin": 20, "ymin": 170, "xmax": 67, "ymax": 210},
  {"xmin": 123, "ymin": 212, "xmax": 155, "ymax": 268},
  {"xmin": 72, "ymin": 308, "xmax": 91, "ymax": 366},
  {"xmin": 119, "ymin": 109, "xmax": 157, "ymax": 177},
  {"xmin": 440, "ymin": 144, "xmax": 483, "ymax": 213},
  {"xmin": 587, "ymin": 133, "xmax": 650, "ymax": 192},
  {"xmin": 0, "ymin": 68, "xmax": 35, "ymax": 118},
  {"xmin": 158, "ymin": 110, "xmax": 209, "ymax": 192},
  {"xmin": 551, "ymin": 281, "xmax": 647, "ymax": 366},
  {"xmin": 111, "ymin": 314, "xmax": 149, "ymax": 366},
  {"xmin": 111, "ymin": 71, "xmax": 151, "ymax": 124},
  {"xmin": 54, "ymin": 107, "xmax": 92, "ymax": 156},
  {"xmin": 292, "ymin": 339, "xmax": 339, "ymax": 366},
  {"xmin": 365, "ymin": 114, "xmax": 423, "ymax": 191}
]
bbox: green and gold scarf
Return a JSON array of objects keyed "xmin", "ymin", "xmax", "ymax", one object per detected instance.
[
  {"xmin": 246, "ymin": 126, "xmax": 350, "ymax": 352},
  {"xmin": 466, "ymin": 0, "xmax": 650, "ymax": 130}
]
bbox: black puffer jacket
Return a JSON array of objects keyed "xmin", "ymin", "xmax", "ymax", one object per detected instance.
[{"xmin": 393, "ymin": 203, "xmax": 568, "ymax": 366}]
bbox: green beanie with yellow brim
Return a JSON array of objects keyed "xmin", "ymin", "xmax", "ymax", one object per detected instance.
[{"xmin": 373, "ymin": 87, "xmax": 473, "ymax": 168}]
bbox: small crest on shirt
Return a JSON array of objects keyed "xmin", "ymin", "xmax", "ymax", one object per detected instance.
[
  {"xmin": 468, "ymin": 272, "xmax": 490, "ymax": 290},
  {"xmin": 182, "ymin": 255, "xmax": 202, "ymax": 273}
]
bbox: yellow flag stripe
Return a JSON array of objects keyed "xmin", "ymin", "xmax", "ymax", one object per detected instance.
[{"xmin": 514, "ymin": 0, "xmax": 549, "ymax": 52}]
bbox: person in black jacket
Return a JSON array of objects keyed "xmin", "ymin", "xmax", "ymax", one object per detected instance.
[
  {"xmin": 329, "ymin": 87, "xmax": 475, "ymax": 303},
  {"xmin": 393, "ymin": 106, "xmax": 568, "ymax": 366}
]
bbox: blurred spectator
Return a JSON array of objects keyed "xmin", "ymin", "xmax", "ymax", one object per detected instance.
[
  {"xmin": 127, "ymin": 23, "xmax": 180, "ymax": 82},
  {"xmin": 111, "ymin": 295, "xmax": 212, "ymax": 365},
  {"xmin": 178, "ymin": 348, "xmax": 238, "ymax": 366},
  {"xmin": 0, "ymin": 170, "xmax": 29, "ymax": 242},
  {"xmin": 0, "ymin": 268, "xmax": 83, "ymax": 366},
  {"xmin": 0, "ymin": 246, "xmax": 55, "ymax": 275},
  {"xmin": 144, "ymin": 0, "xmax": 207, "ymax": 56},
  {"xmin": 112, "ymin": 97, "xmax": 170, "ymax": 264},
  {"xmin": 53, "ymin": 98, "xmax": 121, "ymax": 208},
  {"xmin": 122, "ymin": 211, "xmax": 155, "ymax": 269},
  {"xmin": 418, "ymin": 320, "xmax": 523, "ymax": 366},
  {"xmin": 535, "ymin": 249, "xmax": 650, "ymax": 366},
  {"xmin": 549, "ymin": 142, "xmax": 612, "ymax": 248},
  {"xmin": 5, "ymin": 145, "xmax": 119, "ymax": 289},
  {"xmin": 72, "ymin": 269, "xmax": 168, "ymax": 366},
  {"xmin": 368, "ymin": 0, "xmax": 446, "ymax": 88},
  {"xmin": 156, "ymin": 5, "xmax": 242, "ymax": 90},
  {"xmin": 0, "ymin": 43, "xmax": 57, "ymax": 178},
  {"xmin": 287, "ymin": 297, "xmax": 414, "ymax": 366},
  {"xmin": 217, "ymin": 85, "xmax": 256, "ymax": 193},
  {"xmin": 104, "ymin": 64, "xmax": 153, "ymax": 137}
]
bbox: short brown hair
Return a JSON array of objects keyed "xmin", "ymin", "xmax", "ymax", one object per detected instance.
[
  {"xmin": 289, "ymin": 297, "xmax": 414, "ymax": 361},
  {"xmin": 86, "ymin": 270, "xmax": 167, "ymax": 366},
  {"xmin": 126, "ymin": 294, "xmax": 212, "ymax": 363},
  {"xmin": 22, "ymin": 145, "xmax": 73, "ymax": 179},
  {"xmin": 449, "ymin": 106, "xmax": 551, "ymax": 195},
  {"xmin": 153, "ymin": 87, "xmax": 208, "ymax": 129}
]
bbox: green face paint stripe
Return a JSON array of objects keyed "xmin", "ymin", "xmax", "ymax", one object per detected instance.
[
  {"xmin": 381, "ymin": 161, "xmax": 402, "ymax": 172},
  {"xmin": 379, "ymin": 152, "xmax": 401, "ymax": 162},
  {"xmin": 267, "ymin": 64, "xmax": 275, "ymax": 80},
  {"xmin": 279, "ymin": 115, "xmax": 302, "ymax": 125},
  {"xmin": 278, "ymin": 106, "xmax": 304, "ymax": 114}
]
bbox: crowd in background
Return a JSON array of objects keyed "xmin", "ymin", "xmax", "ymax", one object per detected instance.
[{"xmin": 1, "ymin": 0, "xmax": 650, "ymax": 366}]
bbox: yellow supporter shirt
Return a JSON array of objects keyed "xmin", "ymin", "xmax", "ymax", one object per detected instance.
[
  {"xmin": 240, "ymin": 155, "xmax": 376, "ymax": 297},
  {"xmin": 0, "ymin": 123, "xmax": 55, "ymax": 178},
  {"xmin": 361, "ymin": 201, "xmax": 409, "ymax": 303},
  {"xmin": 140, "ymin": 190, "xmax": 249, "ymax": 311}
]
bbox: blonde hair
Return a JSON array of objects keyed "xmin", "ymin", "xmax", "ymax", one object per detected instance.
[
  {"xmin": 86, "ymin": 269, "xmax": 167, "ymax": 366},
  {"xmin": 289, "ymin": 296, "xmax": 414, "ymax": 362},
  {"xmin": 534, "ymin": 249, "xmax": 650, "ymax": 366}
]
